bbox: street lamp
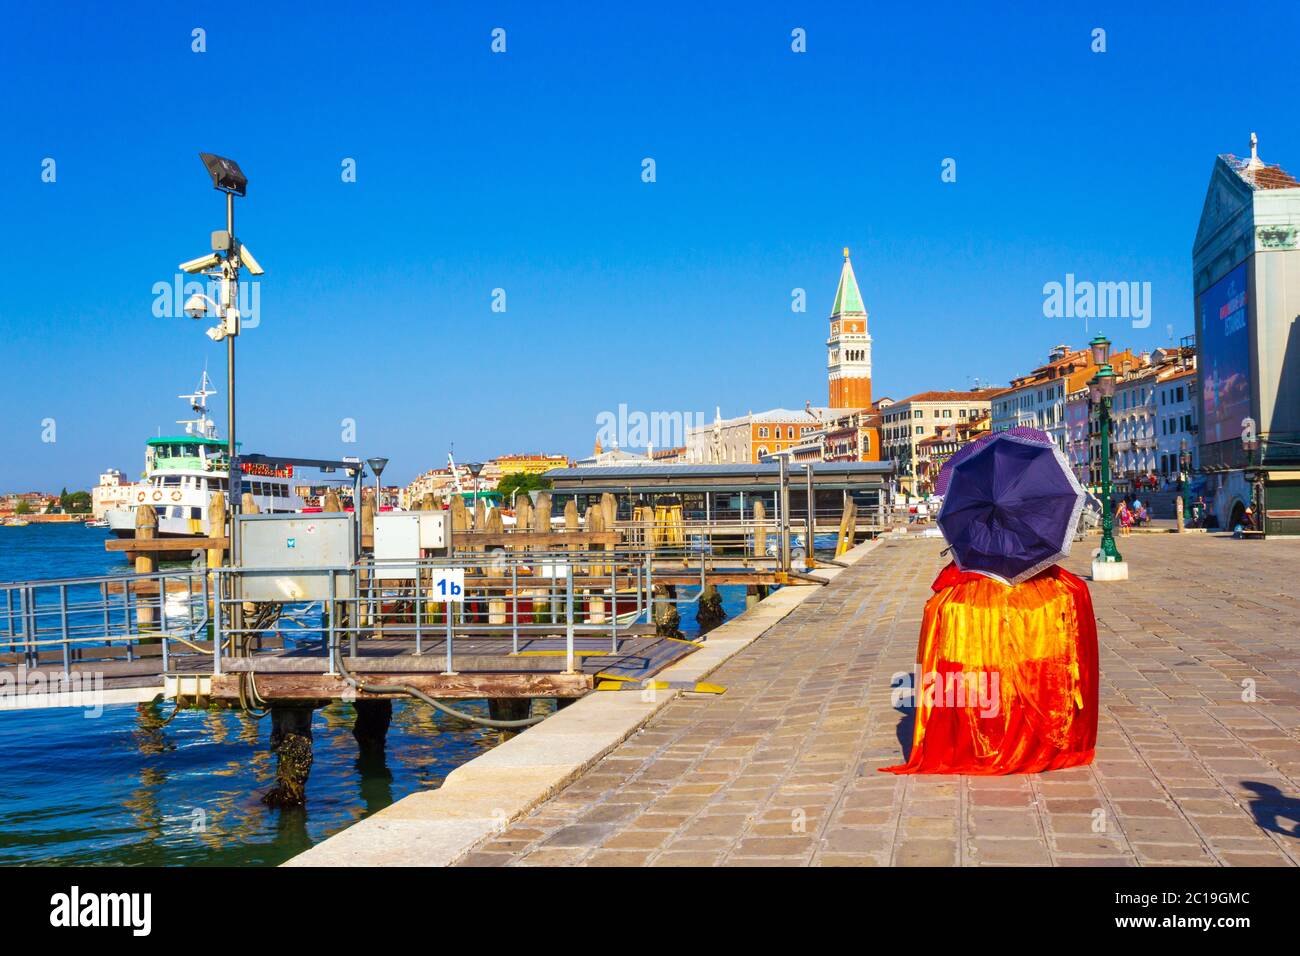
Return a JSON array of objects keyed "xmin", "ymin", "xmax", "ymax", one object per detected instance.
[
  {"xmin": 1087, "ymin": 348, "xmax": 1127, "ymax": 580},
  {"xmin": 466, "ymin": 462, "xmax": 484, "ymax": 514},
  {"xmin": 367, "ymin": 457, "xmax": 388, "ymax": 512},
  {"xmin": 1089, "ymin": 333, "xmax": 1111, "ymax": 367}
]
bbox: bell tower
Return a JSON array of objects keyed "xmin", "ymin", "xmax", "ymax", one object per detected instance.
[{"xmin": 827, "ymin": 247, "xmax": 873, "ymax": 408}]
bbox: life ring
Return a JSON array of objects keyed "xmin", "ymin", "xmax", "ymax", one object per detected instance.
[
  {"xmin": 137, "ymin": 492, "xmax": 146, "ymax": 503},
  {"xmin": 171, "ymin": 491, "xmax": 182, "ymax": 502},
  {"xmin": 152, "ymin": 491, "xmax": 163, "ymax": 502}
]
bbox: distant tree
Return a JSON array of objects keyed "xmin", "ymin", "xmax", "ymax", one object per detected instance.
[
  {"xmin": 14, "ymin": 500, "xmax": 32, "ymax": 515},
  {"xmin": 65, "ymin": 491, "xmax": 92, "ymax": 513},
  {"xmin": 496, "ymin": 472, "xmax": 552, "ymax": 505}
]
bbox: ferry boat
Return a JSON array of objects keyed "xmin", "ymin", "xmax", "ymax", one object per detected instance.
[{"xmin": 105, "ymin": 372, "xmax": 302, "ymax": 539}]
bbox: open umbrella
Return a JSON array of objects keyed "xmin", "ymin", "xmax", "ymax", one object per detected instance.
[{"xmin": 936, "ymin": 431, "xmax": 1085, "ymax": 585}]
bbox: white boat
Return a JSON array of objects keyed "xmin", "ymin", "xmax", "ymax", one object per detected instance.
[{"xmin": 105, "ymin": 372, "xmax": 302, "ymax": 540}]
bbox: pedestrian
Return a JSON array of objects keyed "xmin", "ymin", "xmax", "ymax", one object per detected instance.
[{"xmin": 1116, "ymin": 499, "xmax": 1132, "ymax": 536}]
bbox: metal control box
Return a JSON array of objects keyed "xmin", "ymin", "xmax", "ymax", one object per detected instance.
[
  {"xmin": 417, "ymin": 511, "xmax": 446, "ymax": 549},
  {"xmin": 236, "ymin": 512, "xmax": 356, "ymax": 600},
  {"xmin": 373, "ymin": 512, "xmax": 421, "ymax": 580}
]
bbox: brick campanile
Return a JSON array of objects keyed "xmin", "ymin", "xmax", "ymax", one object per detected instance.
[{"xmin": 826, "ymin": 247, "xmax": 873, "ymax": 408}]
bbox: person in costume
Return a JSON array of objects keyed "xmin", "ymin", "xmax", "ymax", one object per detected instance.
[{"xmin": 883, "ymin": 429, "xmax": 1099, "ymax": 776}]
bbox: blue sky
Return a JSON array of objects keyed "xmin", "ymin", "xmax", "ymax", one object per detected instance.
[{"xmin": 2, "ymin": 1, "xmax": 1298, "ymax": 490}]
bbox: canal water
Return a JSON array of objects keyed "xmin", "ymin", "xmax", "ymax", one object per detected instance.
[{"xmin": 0, "ymin": 524, "xmax": 746, "ymax": 866}]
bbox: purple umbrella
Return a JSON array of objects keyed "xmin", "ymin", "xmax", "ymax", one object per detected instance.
[
  {"xmin": 936, "ymin": 431, "xmax": 1085, "ymax": 585},
  {"xmin": 933, "ymin": 426, "xmax": 1051, "ymax": 497}
]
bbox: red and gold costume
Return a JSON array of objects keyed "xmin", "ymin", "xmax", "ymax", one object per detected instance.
[{"xmin": 882, "ymin": 562, "xmax": 1098, "ymax": 775}]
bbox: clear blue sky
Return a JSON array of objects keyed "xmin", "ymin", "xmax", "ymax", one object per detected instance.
[{"xmin": 3, "ymin": 1, "xmax": 1298, "ymax": 491}]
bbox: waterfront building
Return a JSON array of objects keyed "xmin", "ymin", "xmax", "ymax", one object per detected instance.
[
  {"xmin": 826, "ymin": 248, "xmax": 873, "ymax": 409},
  {"xmin": 91, "ymin": 468, "xmax": 131, "ymax": 519},
  {"xmin": 882, "ymin": 390, "xmax": 998, "ymax": 493},
  {"xmin": 685, "ymin": 406, "xmax": 846, "ymax": 464},
  {"xmin": 1192, "ymin": 134, "xmax": 1300, "ymax": 532},
  {"xmin": 1154, "ymin": 359, "xmax": 1199, "ymax": 484},
  {"xmin": 492, "ymin": 454, "xmax": 571, "ymax": 477},
  {"xmin": 913, "ymin": 414, "xmax": 990, "ymax": 495},
  {"xmin": 1064, "ymin": 387, "xmax": 1092, "ymax": 485},
  {"xmin": 989, "ymin": 345, "xmax": 1107, "ymax": 452}
]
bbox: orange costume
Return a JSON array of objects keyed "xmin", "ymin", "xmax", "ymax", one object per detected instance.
[{"xmin": 882, "ymin": 562, "xmax": 1098, "ymax": 775}]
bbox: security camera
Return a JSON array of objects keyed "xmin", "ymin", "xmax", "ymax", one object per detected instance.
[
  {"xmin": 179, "ymin": 253, "xmax": 222, "ymax": 274},
  {"xmin": 184, "ymin": 293, "xmax": 210, "ymax": 319},
  {"xmin": 236, "ymin": 241, "xmax": 264, "ymax": 276},
  {"xmin": 205, "ymin": 325, "xmax": 227, "ymax": 342}
]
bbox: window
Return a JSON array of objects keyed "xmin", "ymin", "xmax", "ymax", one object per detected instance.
[
  {"xmin": 759, "ymin": 427, "xmax": 769, "ymax": 438},
  {"xmin": 915, "ymin": 426, "xmax": 923, "ymax": 435}
]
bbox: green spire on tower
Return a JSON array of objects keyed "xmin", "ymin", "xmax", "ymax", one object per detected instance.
[{"xmin": 832, "ymin": 246, "xmax": 866, "ymax": 316}]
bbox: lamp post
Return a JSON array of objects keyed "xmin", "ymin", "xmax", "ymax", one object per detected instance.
[
  {"xmin": 1088, "ymin": 335, "xmax": 1128, "ymax": 580},
  {"xmin": 467, "ymin": 462, "xmax": 484, "ymax": 513},
  {"xmin": 367, "ymin": 457, "xmax": 389, "ymax": 513},
  {"xmin": 178, "ymin": 153, "xmax": 262, "ymax": 564}
]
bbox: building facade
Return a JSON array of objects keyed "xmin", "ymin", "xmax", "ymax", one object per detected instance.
[
  {"xmin": 92, "ymin": 468, "xmax": 131, "ymax": 519},
  {"xmin": 882, "ymin": 391, "xmax": 998, "ymax": 492},
  {"xmin": 1192, "ymin": 135, "xmax": 1300, "ymax": 532},
  {"xmin": 826, "ymin": 248, "xmax": 873, "ymax": 409}
]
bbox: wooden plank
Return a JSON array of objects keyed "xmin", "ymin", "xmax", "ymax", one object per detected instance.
[
  {"xmin": 211, "ymin": 671, "xmax": 592, "ymax": 701},
  {"xmin": 105, "ymin": 537, "xmax": 229, "ymax": 552}
]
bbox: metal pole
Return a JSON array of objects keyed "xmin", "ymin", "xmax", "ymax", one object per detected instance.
[
  {"xmin": 564, "ymin": 564, "xmax": 575, "ymax": 674},
  {"xmin": 804, "ymin": 462, "xmax": 815, "ymax": 570},
  {"xmin": 778, "ymin": 454, "xmax": 791, "ymax": 572},
  {"xmin": 1099, "ymin": 397, "xmax": 1122, "ymax": 562}
]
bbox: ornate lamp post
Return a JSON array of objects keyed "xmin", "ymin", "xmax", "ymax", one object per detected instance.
[{"xmin": 1088, "ymin": 335, "xmax": 1128, "ymax": 580}]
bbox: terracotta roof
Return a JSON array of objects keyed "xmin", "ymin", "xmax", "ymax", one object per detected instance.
[
  {"xmin": 895, "ymin": 390, "xmax": 997, "ymax": 404},
  {"xmin": 1223, "ymin": 154, "xmax": 1300, "ymax": 190}
]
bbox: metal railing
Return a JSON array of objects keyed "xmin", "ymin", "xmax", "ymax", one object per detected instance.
[
  {"xmin": 0, "ymin": 568, "xmax": 212, "ymax": 676},
  {"xmin": 210, "ymin": 548, "xmax": 657, "ymax": 677}
]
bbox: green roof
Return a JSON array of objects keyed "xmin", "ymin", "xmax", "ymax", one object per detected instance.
[
  {"xmin": 831, "ymin": 252, "xmax": 866, "ymax": 316},
  {"xmin": 146, "ymin": 436, "xmax": 230, "ymax": 447}
]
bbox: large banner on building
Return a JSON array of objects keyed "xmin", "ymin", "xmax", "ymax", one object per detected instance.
[{"xmin": 1198, "ymin": 262, "xmax": 1252, "ymax": 446}]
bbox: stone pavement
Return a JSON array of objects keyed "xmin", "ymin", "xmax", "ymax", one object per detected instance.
[{"xmin": 459, "ymin": 534, "xmax": 1300, "ymax": 866}]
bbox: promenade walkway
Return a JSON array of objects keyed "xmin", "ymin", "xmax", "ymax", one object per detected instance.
[{"xmin": 461, "ymin": 533, "xmax": 1300, "ymax": 866}]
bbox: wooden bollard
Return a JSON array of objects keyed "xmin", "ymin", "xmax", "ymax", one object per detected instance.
[
  {"xmin": 486, "ymin": 507, "xmax": 507, "ymax": 625},
  {"xmin": 135, "ymin": 503, "xmax": 158, "ymax": 631},
  {"xmin": 207, "ymin": 492, "xmax": 226, "ymax": 619},
  {"xmin": 584, "ymin": 505, "xmax": 606, "ymax": 622},
  {"xmin": 752, "ymin": 500, "xmax": 768, "ymax": 559},
  {"xmin": 696, "ymin": 583, "xmax": 726, "ymax": 635},
  {"xmin": 263, "ymin": 705, "xmax": 316, "ymax": 808}
]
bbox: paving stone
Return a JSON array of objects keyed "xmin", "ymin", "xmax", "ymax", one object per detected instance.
[{"xmin": 473, "ymin": 536, "xmax": 1300, "ymax": 868}]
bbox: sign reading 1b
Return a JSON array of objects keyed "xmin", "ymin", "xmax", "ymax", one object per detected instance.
[{"xmin": 431, "ymin": 568, "xmax": 465, "ymax": 603}]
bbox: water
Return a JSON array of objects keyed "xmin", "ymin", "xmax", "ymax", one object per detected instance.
[{"xmin": 0, "ymin": 524, "xmax": 743, "ymax": 866}]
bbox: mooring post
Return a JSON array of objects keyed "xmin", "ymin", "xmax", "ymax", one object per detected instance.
[
  {"xmin": 263, "ymin": 704, "xmax": 316, "ymax": 808},
  {"xmin": 352, "ymin": 698, "xmax": 393, "ymax": 752},
  {"xmin": 134, "ymin": 503, "xmax": 157, "ymax": 635},
  {"xmin": 696, "ymin": 583, "xmax": 725, "ymax": 636},
  {"xmin": 751, "ymin": 499, "xmax": 768, "ymax": 561},
  {"xmin": 653, "ymin": 583, "xmax": 682, "ymax": 638}
]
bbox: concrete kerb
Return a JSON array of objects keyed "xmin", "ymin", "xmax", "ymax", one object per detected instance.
[{"xmin": 285, "ymin": 537, "xmax": 883, "ymax": 867}]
